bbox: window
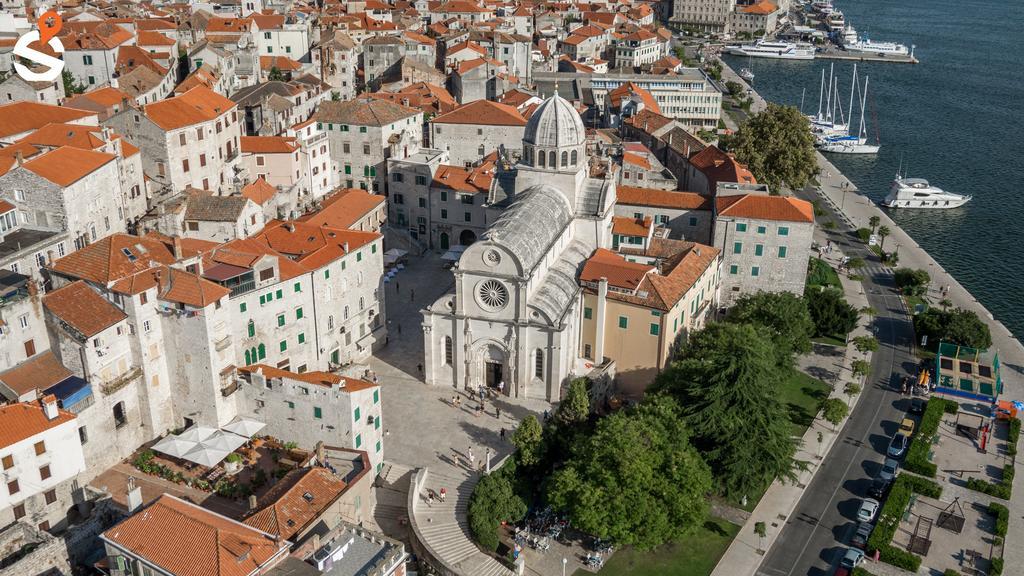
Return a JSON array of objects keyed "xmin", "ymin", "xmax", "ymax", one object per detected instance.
[
  {"xmin": 1, "ymin": 455, "xmax": 12, "ymax": 470},
  {"xmin": 571, "ymin": 150, "xmax": 578, "ymax": 165},
  {"xmin": 78, "ymin": 426, "xmax": 88, "ymax": 445},
  {"xmin": 354, "ymin": 406, "xmax": 361, "ymax": 421},
  {"xmin": 757, "ymin": 226, "xmax": 766, "ymax": 234},
  {"xmin": 735, "ymin": 223, "xmax": 747, "ymax": 232},
  {"xmin": 376, "ymin": 440, "xmax": 381, "ymax": 453},
  {"xmin": 464, "ymin": 212, "xmax": 471, "ymax": 222},
  {"xmin": 534, "ymin": 349, "xmax": 544, "ymax": 378},
  {"xmin": 39, "ymin": 464, "xmax": 51, "ymax": 480},
  {"xmin": 7, "ymin": 479, "xmax": 19, "ymax": 494},
  {"xmin": 182, "ymin": 158, "xmax": 189, "ymax": 172},
  {"xmin": 248, "ymin": 321, "xmax": 255, "ymax": 337},
  {"xmin": 199, "ymin": 154, "xmax": 207, "ymax": 167},
  {"xmin": 650, "ymin": 323, "xmax": 660, "ymax": 336},
  {"xmin": 584, "ymin": 344, "xmax": 592, "ymax": 359},
  {"xmin": 258, "ymin": 344, "xmax": 266, "ymax": 359},
  {"xmin": 296, "ymin": 307, "xmax": 304, "ymax": 319},
  {"xmin": 277, "ymin": 314, "xmax": 285, "ymax": 327},
  {"xmin": 280, "ymin": 340, "xmax": 287, "ymax": 352},
  {"xmin": 143, "ymin": 320, "xmax": 152, "ymax": 332},
  {"xmin": 13, "ymin": 504, "xmax": 24, "ymax": 520},
  {"xmin": 355, "ymin": 434, "xmax": 362, "ymax": 448},
  {"xmin": 444, "ymin": 336, "xmax": 453, "ymax": 365},
  {"xmin": 778, "ymin": 246, "xmax": 788, "ymax": 258},
  {"xmin": 113, "ymin": 401, "xmax": 127, "ymax": 428},
  {"xmin": 441, "ymin": 209, "xmax": 448, "ymax": 219},
  {"xmin": 418, "ymin": 198, "xmax": 426, "ymax": 208},
  {"xmin": 179, "ymin": 133, "xmax": 186, "ymax": 146},
  {"xmin": 733, "ymin": 242, "xmax": 742, "ymax": 254},
  {"xmin": 583, "ymin": 307, "xmax": 592, "ymax": 320},
  {"xmin": 314, "ymin": 407, "xmax": 322, "ymax": 419},
  {"xmin": 373, "ymin": 389, "xmax": 380, "ymax": 404},
  {"xmin": 778, "ymin": 226, "xmax": 790, "ymax": 236},
  {"xmin": 751, "ymin": 266, "xmax": 760, "ymax": 277},
  {"xmin": 240, "ymin": 302, "xmax": 247, "ymax": 313},
  {"xmin": 729, "ymin": 264, "xmax": 738, "ymax": 275},
  {"xmin": 359, "ymin": 126, "xmax": 367, "ymax": 133},
  {"xmin": 45, "ymin": 489, "xmax": 57, "ymax": 505},
  {"xmin": 357, "ymin": 252, "xmax": 363, "ymax": 262},
  {"xmin": 83, "ymin": 55, "xmax": 93, "ymax": 65},
  {"xmin": 298, "ymin": 333, "xmax": 305, "ymax": 344},
  {"xmin": 754, "ymin": 244, "xmax": 764, "ymax": 256},
  {"xmin": 294, "ymin": 282, "xmax": 301, "ymax": 293},
  {"xmin": 34, "ymin": 441, "xmax": 45, "ymax": 455},
  {"xmin": 324, "ymin": 269, "xmax": 330, "ymax": 280},
  {"xmin": 276, "ymin": 289, "xmax": 283, "ymax": 299},
  {"xmin": 618, "ymin": 316, "xmax": 628, "ymax": 329}
]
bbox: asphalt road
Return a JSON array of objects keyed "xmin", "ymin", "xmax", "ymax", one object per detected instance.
[{"xmin": 756, "ymin": 187, "xmax": 921, "ymax": 576}]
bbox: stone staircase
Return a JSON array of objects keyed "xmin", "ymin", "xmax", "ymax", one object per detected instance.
[
  {"xmin": 410, "ymin": 467, "xmax": 513, "ymax": 576},
  {"xmin": 370, "ymin": 462, "xmax": 414, "ymax": 537}
]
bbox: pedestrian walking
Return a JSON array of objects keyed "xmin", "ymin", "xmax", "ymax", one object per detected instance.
[
  {"xmin": 497, "ymin": 381, "xmax": 504, "ymax": 396},
  {"xmin": 410, "ymin": 288, "xmax": 415, "ymax": 302},
  {"xmin": 451, "ymin": 395, "xmax": 457, "ymax": 407},
  {"xmin": 496, "ymin": 406, "xmax": 501, "ymax": 420},
  {"xmin": 395, "ymin": 281, "xmax": 400, "ymax": 293},
  {"xmin": 439, "ymin": 487, "xmax": 447, "ymax": 502},
  {"xmin": 397, "ymin": 323, "xmax": 402, "ymax": 335},
  {"xmin": 427, "ymin": 491, "xmax": 434, "ymax": 506},
  {"xmin": 417, "ymin": 363, "xmax": 423, "ymax": 374},
  {"xmin": 499, "ymin": 427, "xmax": 506, "ymax": 440},
  {"xmin": 467, "ymin": 447, "xmax": 474, "ymax": 465}
]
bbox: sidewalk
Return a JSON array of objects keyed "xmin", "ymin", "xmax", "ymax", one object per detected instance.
[{"xmin": 711, "ymin": 246, "xmax": 872, "ymax": 576}]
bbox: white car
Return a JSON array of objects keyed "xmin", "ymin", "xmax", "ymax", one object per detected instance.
[
  {"xmin": 879, "ymin": 457, "xmax": 900, "ymax": 481},
  {"xmin": 857, "ymin": 498, "xmax": 880, "ymax": 523}
]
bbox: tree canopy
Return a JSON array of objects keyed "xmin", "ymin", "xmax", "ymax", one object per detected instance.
[
  {"xmin": 913, "ymin": 307, "xmax": 992, "ymax": 350},
  {"xmin": 511, "ymin": 414, "xmax": 544, "ymax": 467},
  {"xmin": 720, "ymin": 103, "xmax": 818, "ymax": 191},
  {"xmin": 557, "ymin": 377, "xmax": 591, "ymax": 426},
  {"xmin": 726, "ymin": 291, "xmax": 814, "ymax": 365},
  {"xmin": 546, "ymin": 396, "xmax": 711, "ymax": 550},
  {"xmin": 654, "ymin": 323, "xmax": 802, "ymax": 499},
  {"xmin": 468, "ymin": 463, "xmax": 527, "ymax": 551},
  {"xmin": 894, "ymin": 268, "xmax": 931, "ymax": 297},
  {"xmin": 805, "ymin": 286, "xmax": 859, "ymax": 338}
]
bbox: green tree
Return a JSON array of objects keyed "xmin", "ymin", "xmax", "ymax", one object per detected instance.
[
  {"xmin": 655, "ymin": 323, "xmax": 802, "ymax": 499},
  {"xmin": 846, "ymin": 257, "xmax": 866, "ymax": 271},
  {"xmin": 852, "ymin": 336, "xmax": 879, "ymax": 355},
  {"xmin": 268, "ymin": 66, "xmax": 285, "ymax": 81},
  {"xmin": 725, "ymin": 80, "xmax": 744, "ymax": 97},
  {"xmin": 894, "ymin": 268, "xmax": 931, "ymax": 297},
  {"xmin": 940, "ymin": 298, "xmax": 953, "ymax": 311},
  {"xmin": 869, "ymin": 215, "xmax": 880, "ymax": 234},
  {"xmin": 860, "ymin": 306, "xmax": 877, "ymax": 319},
  {"xmin": 726, "ymin": 291, "xmax": 814, "ymax": 366},
  {"xmin": 878, "ymin": 225, "xmax": 891, "ymax": 250},
  {"xmin": 754, "ymin": 521, "xmax": 767, "ymax": 552},
  {"xmin": 557, "ymin": 377, "xmax": 590, "ymax": 426},
  {"xmin": 844, "ymin": 382, "xmax": 862, "ymax": 406},
  {"xmin": 805, "ymin": 287, "xmax": 859, "ymax": 338},
  {"xmin": 468, "ymin": 464, "xmax": 527, "ymax": 551},
  {"xmin": 511, "ymin": 415, "xmax": 543, "ymax": 466},
  {"xmin": 331, "ymin": 91, "xmax": 341, "ymax": 101},
  {"xmin": 913, "ymin": 307, "xmax": 992, "ymax": 350},
  {"xmin": 62, "ymin": 70, "xmax": 85, "ymax": 95},
  {"xmin": 851, "ymin": 359, "xmax": 871, "ymax": 380},
  {"xmin": 821, "ymin": 398, "xmax": 849, "ymax": 430},
  {"xmin": 547, "ymin": 396, "xmax": 711, "ymax": 550},
  {"xmin": 720, "ymin": 103, "xmax": 818, "ymax": 191}
]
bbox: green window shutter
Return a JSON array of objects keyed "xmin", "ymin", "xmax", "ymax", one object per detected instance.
[
  {"xmin": 618, "ymin": 316, "xmax": 628, "ymax": 329},
  {"xmin": 298, "ymin": 333, "xmax": 305, "ymax": 344},
  {"xmin": 778, "ymin": 246, "xmax": 787, "ymax": 258},
  {"xmin": 689, "ymin": 217, "xmax": 697, "ymax": 226},
  {"xmin": 373, "ymin": 390, "xmax": 379, "ymax": 404},
  {"xmin": 651, "ymin": 310, "xmax": 662, "ymax": 317},
  {"xmin": 325, "ymin": 269, "xmax": 330, "ymax": 279},
  {"xmin": 259, "ymin": 295, "xmax": 266, "ymax": 305},
  {"xmin": 244, "ymin": 349, "xmax": 252, "ymax": 365},
  {"xmin": 757, "ymin": 226, "xmax": 766, "ymax": 234},
  {"xmin": 729, "ymin": 265, "xmax": 738, "ymax": 275},
  {"xmin": 354, "ymin": 407, "xmax": 361, "ymax": 421},
  {"xmin": 240, "ymin": 302, "xmax": 247, "ymax": 313},
  {"xmin": 371, "ymin": 244, "xmax": 377, "ymax": 254},
  {"xmin": 751, "ymin": 266, "xmax": 760, "ymax": 277},
  {"xmin": 374, "ymin": 417, "xmax": 381, "ymax": 430},
  {"xmin": 736, "ymin": 223, "xmax": 747, "ymax": 232},
  {"xmin": 344, "ymin": 164, "xmax": 351, "ymax": 174},
  {"xmin": 779, "ymin": 226, "xmax": 789, "ymax": 236},
  {"xmin": 276, "ymin": 289, "xmax": 282, "ymax": 299},
  {"xmin": 266, "ymin": 292, "xmax": 273, "ymax": 302},
  {"xmin": 355, "ymin": 434, "xmax": 362, "ymax": 448},
  {"xmin": 296, "ymin": 307, "xmax": 304, "ymax": 319},
  {"xmin": 755, "ymin": 244, "xmax": 764, "ymax": 256},
  {"xmin": 258, "ymin": 344, "xmax": 266, "ymax": 359},
  {"xmin": 650, "ymin": 323, "xmax": 660, "ymax": 336},
  {"xmin": 369, "ymin": 166, "xmax": 376, "ymax": 177},
  {"xmin": 280, "ymin": 340, "xmax": 287, "ymax": 352},
  {"xmin": 294, "ymin": 282, "xmax": 301, "ymax": 292},
  {"xmin": 583, "ymin": 307, "xmax": 592, "ymax": 320},
  {"xmin": 674, "ymin": 318, "xmax": 679, "ymax": 331},
  {"xmin": 341, "ymin": 124, "xmax": 348, "ymax": 131},
  {"xmin": 317, "ymin": 123, "xmax": 323, "ymax": 130},
  {"xmin": 357, "ymin": 252, "xmax": 362, "ymax": 262},
  {"xmin": 286, "ymin": 400, "xmax": 294, "ymax": 409},
  {"xmin": 277, "ymin": 314, "xmax": 285, "ymax": 327},
  {"xmin": 733, "ymin": 242, "xmax": 742, "ymax": 254},
  {"xmin": 341, "ymin": 261, "xmax": 346, "ymax": 270},
  {"xmin": 359, "ymin": 126, "xmax": 367, "ymax": 133},
  {"xmin": 314, "ymin": 407, "xmax": 322, "ymax": 419},
  {"xmin": 363, "ymin": 166, "xmax": 369, "ymax": 176},
  {"xmin": 376, "ymin": 440, "xmax": 381, "ymax": 453},
  {"xmin": 248, "ymin": 322, "xmax": 255, "ymax": 337},
  {"xmin": 441, "ymin": 191, "xmax": 448, "ymax": 201}
]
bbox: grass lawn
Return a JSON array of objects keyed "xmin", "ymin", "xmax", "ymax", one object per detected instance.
[
  {"xmin": 812, "ymin": 335, "xmax": 848, "ymax": 347},
  {"xmin": 593, "ymin": 519, "xmax": 740, "ymax": 576},
  {"xmin": 904, "ymin": 294, "xmax": 928, "ymax": 314},
  {"xmin": 779, "ymin": 369, "xmax": 832, "ymax": 437},
  {"xmin": 807, "ymin": 257, "xmax": 841, "ymax": 289}
]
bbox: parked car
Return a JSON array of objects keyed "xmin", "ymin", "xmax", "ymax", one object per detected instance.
[
  {"xmin": 888, "ymin": 433, "xmax": 909, "ymax": 458},
  {"xmin": 856, "ymin": 498, "xmax": 880, "ymax": 522},
  {"xmin": 850, "ymin": 522, "xmax": 873, "ymax": 549},
  {"xmin": 835, "ymin": 547, "xmax": 865, "ymax": 576},
  {"xmin": 900, "ymin": 417, "xmax": 916, "ymax": 436},
  {"xmin": 879, "ymin": 457, "xmax": 900, "ymax": 481},
  {"xmin": 909, "ymin": 398, "xmax": 927, "ymax": 414},
  {"xmin": 867, "ymin": 477, "xmax": 892, "ymax": 499}
]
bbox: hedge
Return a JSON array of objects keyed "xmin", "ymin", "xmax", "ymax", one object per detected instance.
[
  {"xmin": 1009, "ymin": 418, "xmax": 1021, "ymax": 457},
  {"xmin": 903, "ymin": 398, "xmax": 957, "ymax": 477},
  {"xmin": 853, "ymin": 568, "xmax": 879, "ymax": 576},
  {"xmin": 992, "ymin": 556, "xmax": 1004, "ymax": 575},
  {"xmin": 865, "ymin": 475, "xmax": 941, "ymax": 571},
  {"xmin": 967, "ymin": 464, "xmax": 1014, "ymax": 500},
  {"xmin": 989, "ymin": 501, "xmax": 1009, "ymax": 537}
]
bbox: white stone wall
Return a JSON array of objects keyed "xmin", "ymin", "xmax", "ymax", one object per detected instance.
[
  {"xmin": 430, "ymin": 122, "xmax": 523, "ymax": 166},
  {"xmin": 0, "ymin": 292, "xmax": 50, "ymax": 373},
  {"xmin": 231, "ymin": 268, "xmax": 318, "ymax": 372},
  {"xmin": 64, "ymin": 48, "xmax": 119, "ymax": 88},
  {"xmin": 714, "ymin": 218, "xmax": 814, "ymax": 306}
]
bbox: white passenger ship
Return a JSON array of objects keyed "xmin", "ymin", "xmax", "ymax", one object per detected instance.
[{"xmin": 725, "ymin": 40, "xmax": 815, "ymax": 60}]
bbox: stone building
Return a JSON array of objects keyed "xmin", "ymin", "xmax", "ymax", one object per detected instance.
[
  {"xmin": 614, "ymin": 186, "xmax": 714, "ymax": 242},
  {"xmin": 422, "ymin": 94, "xmax": 616, "ymax": 401},
  {"xmin": 429, "ymin": 100, "xmax": 527, "ymax": 166}
]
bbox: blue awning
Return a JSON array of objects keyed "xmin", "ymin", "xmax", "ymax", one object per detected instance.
[{"xmin": 45, "ymin": 376, "xmax": 92, "ymax": 409}]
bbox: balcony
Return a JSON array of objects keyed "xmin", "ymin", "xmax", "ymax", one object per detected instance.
[
  {"xmin": 229, "ymin": 280, "xmax": 257, "ymax": 297},
  {"xmin": 215, "ymin": 334, "xmax": 233, "ymax": 352},
  {"xmin": 221, "ymin": 380, "xmax": 240, "ymax": 398},
  {"xmin": 100, "ymin": 367, "xmax": 142, "ymax": 396}
]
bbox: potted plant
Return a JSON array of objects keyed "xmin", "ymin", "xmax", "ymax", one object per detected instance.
[{"xmin": 225, "ymin": 452, "xmax": 244, "ymax": 473}]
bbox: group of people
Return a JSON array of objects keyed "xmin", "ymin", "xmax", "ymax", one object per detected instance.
[{"xmin": 450, "ymin": 382, "xmax": 505, "ymax": 420}]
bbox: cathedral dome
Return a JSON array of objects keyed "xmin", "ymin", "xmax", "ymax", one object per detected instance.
[{"xmin": 523, "ymin": 93, "xmax": 586, "ymax": 149}]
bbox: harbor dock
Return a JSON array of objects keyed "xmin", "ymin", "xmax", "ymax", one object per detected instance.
[{"xmin": 814, "ymin": 46, "xmax": 918, "ymax": 64}]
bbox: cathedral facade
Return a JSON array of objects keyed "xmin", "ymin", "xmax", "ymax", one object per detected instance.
[{"xmin": 422, "ymin": 94, "xmax": 616, "ymax": 402}]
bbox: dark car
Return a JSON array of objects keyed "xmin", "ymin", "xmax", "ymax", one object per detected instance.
[
  {"xmin": 851, "ymin": 522, "xmax": 873, "ymax": 549},
  {"xmin": 867, "ymin": 477, "xmax": 892, "ymax": 499},
  {"xmin": 909, "ymin": 398, "xmax": 927, "ymax": 415}
]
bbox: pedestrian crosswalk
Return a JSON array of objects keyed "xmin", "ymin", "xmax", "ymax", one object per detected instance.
[{"xmin": 861, "ymin": 264, "xmax": 893, "ymax": 276}]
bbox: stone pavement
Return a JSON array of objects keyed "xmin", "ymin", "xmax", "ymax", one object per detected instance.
[
  {"xmin": 349, "ymin": 250, "xmax": 549, "ymax": 575},
  {"xmin": 712, "ymin": 244, "xmax": 873, "ymax": 576}
]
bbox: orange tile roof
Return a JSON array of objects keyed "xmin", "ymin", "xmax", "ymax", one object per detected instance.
[
  {"xmin": 456, "ymin": 57, "xmax": 504, "ymax": 75},
  {"xmin": 581, "ymin": 248, "xmax": 653, "ymax": 291},
  {"xmin": 622, "ymin": 152, "xmax": 652, "ymax": 170},
  {"xmin": 620, "ymin": 28, "xmax": 657, "ymax": 42},
  {"xmin": 616, "ymin": 186, "xmax": 711, "ymax": 210},
  {"xmin": 432, "ymin": 163, "xmax": 495, "ymax": 194},
  {"xmin": 240, "ymin": 136, "xmax": 299, "ymax": 154},
  {"xmin": 251, "ymin": 13, "xmax": 285, "ymax": 29},
  {"xmin": 59, "ymin": 22, "xmax": 134, "ymax": 50},
  {"xmin": 612, "ymin": 215, "xmax": 652, "ymax": 237},
  {"xmin": 19, "ymin": 123, "xmax": 107, "ymax": 150},
  {"xmin": 715, "ymin": 194, "xmax": 814, "ymax": 223},
  {"xmin": 110, "ymin": 266, "xmax": 230, "ymax": 307},
  {"xmin": 622, "ymin": 108, "xmax": 673, "ymax": 134},
  {"xmin": 688, "ymin": 145, "xmax": 756, "ymax": 187},
  {"xmin": 589, "ymin": 239, "xmax": 720, "ymax": 310},
  {"xmin": 239, "ymin": 364, "xmax": 378, "ymax": 392},
  {"xmin": 254, "ymin": 221, "xmax": 380, "ymax": 271},
  {"xmin": 0, "ymin": 351, "xmax": 73, "ymax": 397},
  {"xmin": 49, "ymin": 233, "xmax": 179, "ymax": 285},
  {"xmin": 22, "ymin": 146, "xmax": 116, "ymax": 187},
  {"xmin": 0, "ymin": 401, "xmax": 77, "ymax": 449},
  {"xmin": 0, "ymin": 102, "xmax": 97, "ymax": 140},
  {"xmin": 206, "ymin": 16, "xmax": 252, "ymax": 33},
  {"xmin": 241, "ymin": 177, "xmax": 277, "ymax": 205},
  {"xmin": 607, "ymin": 81, "xmax": 661, "ymax": 114},
  {"xmin": 431, "ymin": 99, "xmax": 526, "ymax": 126},
  {"xmin": 43, "ymin": 281, "xmax": 127, "ymax": 338},
  {"xmin": 0, "ymin": 199, "xmax": 14, "ymax": 212},
  {"xmin": 448, "ymin": 40, "xmax": 487, "ymax": 56},
  {"xmin": 68, "ymin": 86, "xmax": 135, "ymax": 108},
  {"xmin": 143, "ymin": 86, "xmax": 236, "ymax": 130},
  {"xmin": 260, "ymin": 55, "xmax": 302, "ymax": 71},
  {"xmin": 299, "ymin": 188, "xmax": 385, "ymax": 229},
  {"xmin": 137, "ymin": 30, "xmax": 176, "ymax": 46},
  {"xmin": 244, "ymin": 467, "xmax": 347, "ymax": 540},
  {"xmin": 741, "ymin": 0, "xmax": 778, "ymax": 14},
  {"xmin": 102, "ymin": 494, "xmax": 289, "ymax": 576}
]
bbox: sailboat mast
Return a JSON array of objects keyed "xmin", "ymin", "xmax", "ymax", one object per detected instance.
[
  {"xmin": 825, "ymin": 63, "xmax": 834, "ymax": 121},
  {"xmin": 816, "ymin": 69, "xmax": 825, "ymax": 119},
  {"xmin": 847, "ymin": 63, "xmax": 857, "ymax": 133},
  {"xmin": 860, "ymin": 75, "xmax": 870, "ymax": 138},
  {"xmin": 800, "ymin": 87, "xmax": 806, "ymax": 114}
]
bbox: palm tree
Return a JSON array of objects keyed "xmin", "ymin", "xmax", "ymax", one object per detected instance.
[
  {"xmin": 878, "ymin": 225, "xmax": 891, "ymax": 251},
  {"xmin": 940, "ymin": 298, "xmax": 953, "ymax": 311},
  {"xmin": 869, "ymin": 216, "xmax": 880, "ymax": 234}
]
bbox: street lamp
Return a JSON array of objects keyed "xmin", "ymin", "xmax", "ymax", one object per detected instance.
[
  {"xmin": 840, "ymin": 181, "xmax": 849, "ymax": 211},
  {"xmin": 562, "ymin": 557, "xmax": 568, "ymax": 576}
]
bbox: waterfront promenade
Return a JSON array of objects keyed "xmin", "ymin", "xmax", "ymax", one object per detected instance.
[{"xmin": 720, "ymin": 59, "xmax": 1024, "ymax": 575}]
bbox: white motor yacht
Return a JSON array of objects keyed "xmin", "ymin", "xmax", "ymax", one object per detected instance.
[
  {"xmin": 883, "ymin": 177, "xmax": 971, "ymax": 209},
  {"xmin": 845, "ymin": 38, "xmax": 911, "ymax": 56},
  {"xmin": 725, "ymin": 40, "xmax": 815, "ymax": 60},
  {"xmin": 818, "ymin": 134, "xmax": 880, "ymax": 154}
]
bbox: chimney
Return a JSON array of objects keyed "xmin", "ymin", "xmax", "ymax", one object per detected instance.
[
  {"xmin": 41, "ymin": 394, "xmax": 59, "ymax": 420},
  {"xmin": 248, "ymin": 494, "xmax": 258, "ymax": 511},
  {"xmin": 172, "ymin": 236, "xmax": 183, "ymax": 260},
  {"xmin": 15, "ymin": 150, "xmax": 24, "ymax": 166},
  {"xmin": 342, "ymin": 242, "xmax": 349, "ymax": 253},
  {"xmin": 126, "ymin": 476, "xmax": 143, "ymax": 513}
]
